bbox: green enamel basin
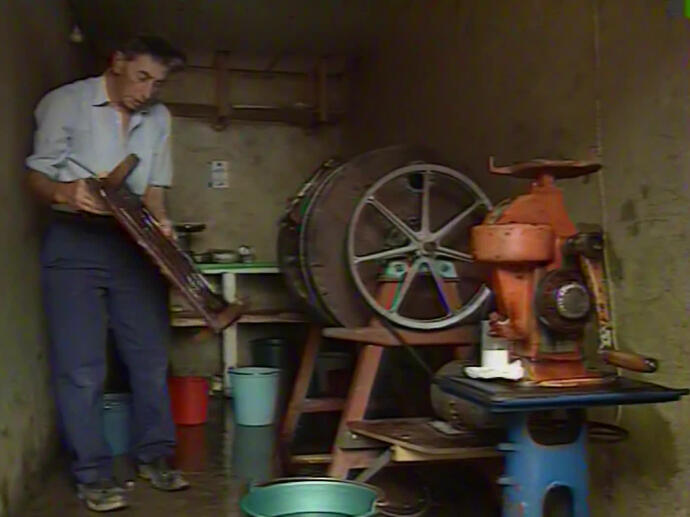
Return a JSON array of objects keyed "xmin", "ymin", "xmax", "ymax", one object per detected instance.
[{"xmin": 240, "ymin": 478, "xmax": 383, "ymax": 517}]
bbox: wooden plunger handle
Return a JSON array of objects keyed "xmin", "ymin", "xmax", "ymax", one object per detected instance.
[{"xmin": 600, "ymin": 350, "xmax": 658, "ymax": 373}]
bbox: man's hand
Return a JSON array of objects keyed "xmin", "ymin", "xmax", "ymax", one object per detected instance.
[
  {"xmin": 143, "ymin": 186, "xmax": 175, "ymax": 240},
  {"xmin": 158, "ymin": 219, "xmax": 176, "ymax": 240},
  {"xmin": 55, "ymin": 179, "xmax": 111, "ymax": 215}
]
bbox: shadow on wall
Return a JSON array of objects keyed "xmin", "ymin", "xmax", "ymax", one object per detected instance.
[{"xmin": 589, "ymin": 404, "xmax": 678, "ymax": 509}]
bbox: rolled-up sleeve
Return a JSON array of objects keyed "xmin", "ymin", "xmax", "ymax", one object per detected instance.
[
  {"xmin": 25, "ymin": 89, "xmax": 73, "ymax": 179},
  {"xmin": 149, "ymin": 108, "xmax": 173, "ymax": 187}
]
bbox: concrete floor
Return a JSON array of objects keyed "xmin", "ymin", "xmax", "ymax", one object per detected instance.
[{"xmin": 20, "ymin": 398, "xmax": 501, "ymax": 516}]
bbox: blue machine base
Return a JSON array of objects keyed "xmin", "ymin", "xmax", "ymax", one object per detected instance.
[
  {"xmin": 500, "ymin": 412, "xmax": 588, "ymax": 517},
  {"xmin": 434, "ymin": 375, "xmax": 688, "ymax": 517}
]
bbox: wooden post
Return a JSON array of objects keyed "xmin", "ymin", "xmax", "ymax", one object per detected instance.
[
  {"xmin": 279, "ymin": 326, "xmax": 322, "ymax": 450},
  {"xmin": 213, "ymin": 51, "xmax": 231, "ymax": 130},
  {"xmin": 315, "ymin": 56, "xmax": 328, "ymax": 124}
]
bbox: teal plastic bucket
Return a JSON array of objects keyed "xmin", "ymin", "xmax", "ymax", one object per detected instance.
[
  {"xmin": 229, "ymin": 367, "xmax": 281, "ymax": 426},
  {"xmin": 102, "ymin": 393, "xmax": 132, "ymax": 456}
]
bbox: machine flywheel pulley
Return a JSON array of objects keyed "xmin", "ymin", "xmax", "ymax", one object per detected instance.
[{"xmin": 277, "ymin": 145, "xmax": 493, "ymax": 330}]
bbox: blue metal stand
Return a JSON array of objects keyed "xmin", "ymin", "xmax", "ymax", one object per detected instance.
[
  {"xmin": 499, "ymin": 412, "xmax": 588, "ymax": 517},
  {"xmin": 433, "ymin": 375, "xmax": 688, "ymax": 517}
]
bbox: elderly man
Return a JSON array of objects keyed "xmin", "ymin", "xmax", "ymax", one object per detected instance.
[{"xmin": 26, "ymin": 35, "xmax": 188, "ymax": 512}]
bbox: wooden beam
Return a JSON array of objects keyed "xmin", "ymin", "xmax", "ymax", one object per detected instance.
[
  {"xmin": 290, "ymin": 453, "xmax": 332, "ymax": 464},
  {"xmin": 322, "ymin": 325, "xmax": 480, "ymax": 346},
  {"xmin": 264, "ymin": 53, "xmax": 284, "ymax": 72},
  {"xmin": 392, "ymin": 446, "xmax": 501, "ymax": 462},
  {"xmin": 302, "ymin": 397, "xmax": 346, "ymax": 413},
  {"xmin": 316, "ymin": 57, "xmax": 329, "ymax": 124},
  {"xmin": 213, "ymin": 51, "xmax": 231, "ymax": 131},
  {"xmin": 166, "ymin": 102, "xmax": 215, "ymax": 119},
  {"xmin": 166, "ymin": 102, "xmax": 343, "ymax": 127},
  {"xmin": 185, "ymin": 64, "xmax": 346, "ymax": 79}
]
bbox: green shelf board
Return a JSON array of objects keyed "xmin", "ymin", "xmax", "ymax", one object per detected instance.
[{"xmin": 196, "ymin": 262, "xmax": 279, "ymax": 273}]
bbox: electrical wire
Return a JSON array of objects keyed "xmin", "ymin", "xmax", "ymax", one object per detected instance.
[
  {"xmin": 587, "ymin": 420, "xmax": 629, "ymax": 444},
  {"xmin": 378, "ymin": 317, "xmax": 435, "ymax": 378},
  {"xmin": 592, "ymin": 0, "xmax": 623, "ymax": 425}
]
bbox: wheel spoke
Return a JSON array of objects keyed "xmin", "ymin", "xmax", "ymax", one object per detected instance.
[
  {"xmin": 353, "ymin": 243, "xmax": 417, "ymax": 265},
  {"xmin": 420, "ymin": 171, "xmax": 431, "ymax": 237},
  {"xmin": 368, "ymin": 196, "xmax": 418, "ymax": 242},
  {"xmin": 430, "ymin": 200, "xmax": 481, "ymax": 242},
  {"xmin": 390, "ymin": 259, "xmax": 422, "ymax": 313},
  {"xmin": 426, "ymin": 259, "xmax": 451, "ymax": 315},
  {"xmin": 436, "ymin": 246, "xmax": 474, "ymax": 263},
  {"xmin": 347, "ymin": 161, "xmax": 493, "ymax": 330}
]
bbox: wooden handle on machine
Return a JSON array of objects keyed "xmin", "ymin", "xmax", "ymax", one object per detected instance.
[{"xmin": 600, "ymin": 349, "xmax": 658, "ymax": 373}]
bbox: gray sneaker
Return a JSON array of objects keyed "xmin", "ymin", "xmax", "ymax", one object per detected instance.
[
  {"xmin": 77, "ymin": 479, "xmax": 129, "ymax": 512},
  {"xmin": 137, "ymin": 457, "xmax": 190, "ymax": 491}
]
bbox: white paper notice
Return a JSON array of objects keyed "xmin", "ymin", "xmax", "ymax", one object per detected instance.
[{"xmin": 209, "ymin": 160, "xmax": 229, "ymax": 188}]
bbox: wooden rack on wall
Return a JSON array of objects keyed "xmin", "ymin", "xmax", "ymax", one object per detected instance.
[{"xmin": 165, "ymin": 51, "xmax": 345, "ymax": 130}]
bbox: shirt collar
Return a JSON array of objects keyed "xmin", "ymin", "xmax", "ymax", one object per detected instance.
[
  {"xmin": 91, "ymin": 76, "xmax": 109, "ymax": 107},
  {"xmin": 91, "ymin": 75, "xmax": 150, "ymax": 115}
]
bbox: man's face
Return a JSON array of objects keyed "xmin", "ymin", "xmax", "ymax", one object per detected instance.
[{"xmin": 112, "ymin": 53, "xmax": 170, "ymax": 112}]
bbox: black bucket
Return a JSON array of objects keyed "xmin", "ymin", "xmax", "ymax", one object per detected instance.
[{"xmin": 250, "ymin": 337, "xmax": 298, "ymax": 411}]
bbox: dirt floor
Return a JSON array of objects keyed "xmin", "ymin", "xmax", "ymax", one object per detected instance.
[{"xmin": 20, "ymin": 397, "xmax": 501, "ymax": 516}]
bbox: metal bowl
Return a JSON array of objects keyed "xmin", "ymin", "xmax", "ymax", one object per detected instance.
[
  {"xmin": 173, "ymin": 222, "xmax": 206, "ymax": 233},
  {"xmin": 192, "ymin": 251, "xmax": 213, "ymax": 264},
  {"xmin": 210, "ymin": 249, "xmax": 239, "ymax": 264},
  {"xmin": 240, "ymin": 478, "xmax": 384, "ymax": 517}
]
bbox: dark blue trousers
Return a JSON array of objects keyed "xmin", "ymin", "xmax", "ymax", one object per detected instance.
[{"xmin": 40, "ymin": 214, "xmax": 176, "ymax": 484}]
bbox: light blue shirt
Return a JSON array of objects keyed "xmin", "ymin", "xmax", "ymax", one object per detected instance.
[{"xmin": 26, "ymin": 76, "xmax": 172, "ymax": 196}]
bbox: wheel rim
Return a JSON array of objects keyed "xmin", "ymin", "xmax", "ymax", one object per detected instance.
[{"xmin": 347, "ymin": 163, "xmax": 492, "ymax": 330}]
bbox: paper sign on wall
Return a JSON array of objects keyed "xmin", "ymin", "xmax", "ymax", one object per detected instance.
[{"xmin": 209, "ymin": 160, "xmax": 229, "ymax": 189}]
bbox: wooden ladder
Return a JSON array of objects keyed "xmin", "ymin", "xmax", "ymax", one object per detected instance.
[{"xmin": 279, "ymin": 281, "xmax": 482, "ymax": 478}]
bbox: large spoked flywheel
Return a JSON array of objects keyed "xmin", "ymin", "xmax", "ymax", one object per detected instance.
[
  {"xmin": 347, "ymin": 163, "xmax": 492, "ymax": 330},
  {"xmin": 277, "ymin": 145, "xmax": 492, "ymax": 330}
]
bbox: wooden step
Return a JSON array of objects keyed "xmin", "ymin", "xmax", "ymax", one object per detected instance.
[
  {"xmin": 347, "ymin": 418, "xmax": 503, "ymax": 459},
  {"xmin": 302, "ymin": 397, "xmax": 346, "ymax": 413},
  {"xmin": 290, "ymin": 453, "xmax": 332, "ymax": 464}
]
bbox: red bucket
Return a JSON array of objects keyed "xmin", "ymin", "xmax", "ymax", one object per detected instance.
[{"xmin": 168, "ymin": 376, "xmax": 209, "ymax": 426}]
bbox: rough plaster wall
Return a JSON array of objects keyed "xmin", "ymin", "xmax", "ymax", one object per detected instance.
[
  {"xmin": 585, "ymin": 2, "xmax": 690, "ymax": 515},
  {"xmin": 344, "ymin": 0, "xmax": 601, "ymax": 225},
  {"xmin": 0, "ymin": 2, "xmax": 89, "ymax": 515},
  {"xmin": 344, "ymin": 1, "xmax": 688, "ymax": 515},
  {"xmin": 166, "ymin": 118, "xmax": 343, "ymax": 374},
  {"xmin": 167, "ymin": 119, "xmax": 343, "ymax": 260}
]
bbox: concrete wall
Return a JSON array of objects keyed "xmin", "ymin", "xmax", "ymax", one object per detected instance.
[
  {"xmin": 344, "ymin": 1, "xmax": 601, "ymax": 224},
  {"xmin": 160, "ymin": 54, "xmax": 346, "ymax": 259},
  {"xmin": 0, "ymin": 2, "xmax": 90, "ymax": 515},
  {"xmin": 163, "ymin": 63, "xmax": 344, "ymax": 374},
  {"xmin": 167, "ymin": 118, "xmax": 343, "ymax": 260},
  {"xmin": 588, "ymin": 2, "xmax": 690, "ymax": 513},
  {"xmin": 344, "ymin": 1, "xmax": 688, "ymax": 515}
]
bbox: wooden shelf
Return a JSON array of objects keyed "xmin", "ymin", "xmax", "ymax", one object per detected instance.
[
  {"xmin": 323, "ymin": 325, "xmax": 480, "ymax": 346},
  {"xmin": 347, "ymin": 418, "xmax": 502, "ymax": 458},
  {"xmin": 240, "ymin": 312, "xmax": 306, "ymax": 323},
  {"xmin": 171, "ymin": 312, "xmax": 306, "ymax": 327},
  {"xmin": 195, "ymin": 262, "xmax": 279, "ymax": 274},
  {"xmin": 167, "ymin": 102, "xmax": 344, "ymax": 127},
  {"xmin": 289, "ymin": 453, "xmax": 332, "ymax": 465},
  {"xmin": 302, "ymin": 397, "xmax": 346, "ymax": 413},
  {"xmin": 290, "ymin": 451, "xmax": 378, "ymax": 467},
  {"xmin": 170, "ymin": 316, "xmax": 208, "ymax": 327}
]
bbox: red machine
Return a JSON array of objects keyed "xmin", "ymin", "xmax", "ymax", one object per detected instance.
[{"xmin": 471, "ymin": 158, "xmax": 657, "ymax": 386}]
